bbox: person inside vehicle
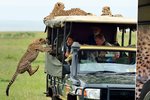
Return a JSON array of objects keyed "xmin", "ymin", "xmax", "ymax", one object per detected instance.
[
  {"xmin": 65, "ymin": 36, "xmax": 74, "ymax": 58},
  {"xmin": 94, "ymin": 33, "xmax": 120, "ymax": 62},
  {"xmin": 94, "ymin": 33, "xmax": 111, "ymax": 46},
  {"xmin": 88, "ymin": 27, "xmax": 102, "ymax": 45},
  {"xmin": 63, "ymin": 36, "xmax": 73, "ymax": 64}
]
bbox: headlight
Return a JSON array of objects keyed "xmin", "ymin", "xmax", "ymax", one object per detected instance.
[
  {"xmin": 85, "ymin": 89, "xmax": 100, "ymax": 99},
  {"xmin": 76, "ymin": 88, "xmax": 100, "ymax": 99}
]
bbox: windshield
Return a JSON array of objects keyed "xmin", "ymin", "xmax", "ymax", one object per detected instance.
[{"xmin": 78, "ymin": 49, "xmax": 136, "ymax": 73}]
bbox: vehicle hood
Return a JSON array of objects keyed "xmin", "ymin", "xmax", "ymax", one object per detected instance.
[{"xmin": 77, "ymin": 73, "xmax": 135, "ymax": 84}]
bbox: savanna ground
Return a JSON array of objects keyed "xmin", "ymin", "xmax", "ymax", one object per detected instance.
[{"xmin": 0, "ymin": 31, "xmax": 136, "ymax": 100}]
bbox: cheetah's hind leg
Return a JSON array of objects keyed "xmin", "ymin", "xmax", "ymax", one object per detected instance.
[{"xmin": 27, "ymin": 65, "xmax": 39, "ymax": 76}]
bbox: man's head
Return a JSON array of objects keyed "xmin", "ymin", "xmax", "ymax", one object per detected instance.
[
  {"xmin": 94, "ymin": 34, "xmax": 105, "ymax": 45},
  {"xmin": 92, "ymin": 27, "xmax": 102, "ymax": 36},
  {"xmin": 66, "ymin": 36, "xmax": 74, "ymax": 46}
]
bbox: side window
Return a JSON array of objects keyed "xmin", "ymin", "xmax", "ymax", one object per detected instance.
[
  {"xmin": 47, "ymin": 28, "xmax": 64, "ymax": 62},
  {"xmin": 117, "ymin": 28, "xmax": 136, "ymax": 47}
]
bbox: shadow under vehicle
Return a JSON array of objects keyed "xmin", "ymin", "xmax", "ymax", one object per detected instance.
[{"xmin": 43, "ymin": 16, "xmax": 137, "ymax": 100}]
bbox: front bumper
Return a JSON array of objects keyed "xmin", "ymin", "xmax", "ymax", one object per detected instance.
[{"xmin": 75, "ymin": 84, "xmax": 135, "ymax": 100}]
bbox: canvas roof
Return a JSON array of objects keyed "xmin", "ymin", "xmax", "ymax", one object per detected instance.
[{"xmin": 44, "ymin": 16, "xmax": 137, "ymax": 28}]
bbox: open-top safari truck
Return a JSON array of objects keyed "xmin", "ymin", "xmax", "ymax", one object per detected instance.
[{"xmin": 43, "ymin": 16, "xmax": 137, "ymax": 100}]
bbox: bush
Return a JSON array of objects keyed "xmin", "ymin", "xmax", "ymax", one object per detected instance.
[{"xmin": 0, "ymin": 32, "xmax": 35, "ymax": 39}]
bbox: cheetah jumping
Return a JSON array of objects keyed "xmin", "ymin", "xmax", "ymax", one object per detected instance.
[{"xmin": 6, "ymin": 38, "xmax": 51, "ymax": 96}]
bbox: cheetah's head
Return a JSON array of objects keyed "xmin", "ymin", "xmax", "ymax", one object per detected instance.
[
  {"xmin": 32, "ymin": 38, "xmax": 48, "ymax": 45},
  {"xmin": 54, "ymin": 2, "xmax": 65, "ymax": 10}
]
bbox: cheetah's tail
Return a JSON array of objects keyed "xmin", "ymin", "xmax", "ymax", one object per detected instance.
[{"xmin": 6, "ymin": 72, "xmax": 18, "ymax": 96}]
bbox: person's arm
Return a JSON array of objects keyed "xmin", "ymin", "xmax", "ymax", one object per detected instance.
[
  {"xmin": 65, "ymin": 45, "xmax": 71, "ymax": 57},
  {"xmin": 65, "ymin": 51, "xmax": 70, "ymax": 57}
]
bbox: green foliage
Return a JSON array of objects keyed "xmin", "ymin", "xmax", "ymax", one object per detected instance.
[{"xmin": 0, "ymin": 32, "xmax": 36, "ymax": 39}]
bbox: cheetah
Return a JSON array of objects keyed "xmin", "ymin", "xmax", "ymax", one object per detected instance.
[
  {"xmin": 101, "ymin": 6, "xmax": 123, "ymax": 17},
  {"xmin": 6, "ymin": 38, "xmax": 52, "ymax": 96},
  {"xmin": 136, "ymin": 25, "xmax": 150, "ymax": 100},
  {"xmin": 44, "ymin": 2, "xmax": 93, "ymax": 21},
  {"xmin": 101, "ymin": 6, "xmax": 112, "ymax": 16}
]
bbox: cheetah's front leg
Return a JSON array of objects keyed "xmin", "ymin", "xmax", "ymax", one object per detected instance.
[{"xmin": 27, "ymin": 65, "xmax": 39, "ymax": 76}]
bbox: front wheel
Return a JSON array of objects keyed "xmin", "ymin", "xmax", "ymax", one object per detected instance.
[
  {"xmin": 52, "ymin": 95, "xmax": 62, "ymax": 100},
  {"xmin": 67, "ymin": 93, "xmax": 77, "ymax": 100},
  {"xmin": 144, "ymin": 91, "xmax": 150, "ymax": 100},
  {"xmin": 47, "ymin": 87, "xmax": 53, "ymax": 97},
  {"xmin": 139, "ymin": 80, "xmax": 150, "ymax": 100},
  {"xmin": 46, "ymin": 74, "xmax": 53, "ymax": 97}
]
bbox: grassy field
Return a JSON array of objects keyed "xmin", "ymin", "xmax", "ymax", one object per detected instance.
[
  {"xmin": 0, "ymin": 32, "xmax": 49, "ymax": 100},
  {"xmin": 117, "ymin": 31, "xmax": 137, "ymax": 46}
]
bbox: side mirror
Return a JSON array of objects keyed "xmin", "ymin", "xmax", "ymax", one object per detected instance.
[{"xmin": 62, "ymin": 64, "xmax": 70, "ymax": 76}]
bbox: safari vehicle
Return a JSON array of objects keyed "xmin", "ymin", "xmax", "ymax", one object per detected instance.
[{"xmin": 43, "ymin": 16, "xmax": 137, "ymax": 100}]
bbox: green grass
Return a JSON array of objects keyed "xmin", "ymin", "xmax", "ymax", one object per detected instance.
[
  {"xmin": 117, "ymin": 31, "xmax": 137, "ymax": 46},
  {"xmin": 0, "ymin": 32, "xmax": 49, "ymax": 100}
]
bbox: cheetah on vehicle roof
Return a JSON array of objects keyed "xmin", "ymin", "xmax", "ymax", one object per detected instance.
[{"xmin": 44, "ymin": 2, "xmax": 93, "ymax": 21}]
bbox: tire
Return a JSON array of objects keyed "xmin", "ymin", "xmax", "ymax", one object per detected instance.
[
  {"xmin": 139, "ymin": 80, "xmax": 150, "ymax": 100},
  {"xmin": 47, "ymin": 87, "xmax": 53, "ymax": 97},
  {"xmin": 46, "ymin": 74, "xmax": 53, "ymax": 97},
  {"xmin": 67, "ymin": 93, "xmax": 77, "ymax": 100},
  {"xmin": 52, "ymin": 95, "xmax": 62, "ymax": 100},
  {"xmin": 144, "ymin": 91, "xmax": 150, "ymax": 100}
]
